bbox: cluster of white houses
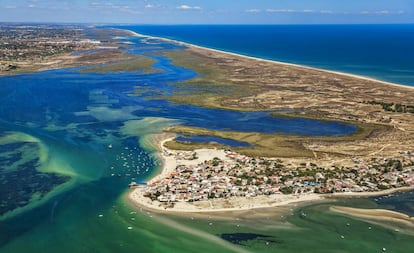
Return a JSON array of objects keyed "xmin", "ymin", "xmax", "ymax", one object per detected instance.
[
  {"xmin": 0, "ymin": 25, "xmax": 97, "ymax": 70},
  {"xmin": 143, "ymin": 150, "xmax": 414, "ymax": 203}
]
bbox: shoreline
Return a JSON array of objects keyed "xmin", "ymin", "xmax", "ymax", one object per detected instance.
[
  {"xmin": 330, "ymin": 206, "xmax": 414, "ymax": 223},
  {"xmin": 128, "ymin": 186, "xmax": 323, "ymax": 214},
  {"xmin": 146, "ymin": 134, "xmax": 177, "ymax": 185},
  {"xmin": 128, "ymin": 133, "xmax": 324, "ymax": 214},
  {"xmin": 122, "ymin": 28, "xmax": 414, "ymax": 215},
  {"xmin": 127, "ymin": 133, "xmax": 414, "ymax": 214},
  {"xmin": 126, "ymin": 30, "xmax": 414, "ymax": 91},
  {"xmin": 326, "ymin": 186, "xmax": 414, "ymax": 198},
  {"xmin": 330, "ymin": 206, "xmax": 414, "ymax": 233}
]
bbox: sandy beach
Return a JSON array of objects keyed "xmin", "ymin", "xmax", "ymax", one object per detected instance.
[
  {"xmin": 125, "ymin": 29, "xmax": 414, "ymax": 216},
  {"xmin": 128, "ymin": 30, "xmax": 414, "ymax": 91},
  {"xmin": 128, "ymin": 134, "xmax": 323, "ymax": 214},
  {"xmin": 129, "ymin": 185, "xmax": 322, "ymax": 214},
  {"xmin": 327, "ymin": 186, "xmax": 414, "ymax": 198},
  {"xmin": 147, "ymin": 139, "xmax": 229, "ymax": 186},
  {"xmin": 128, "ymin": 133, "xmax": 414, "ymax": 214}
]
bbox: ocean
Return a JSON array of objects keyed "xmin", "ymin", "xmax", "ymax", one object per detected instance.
[
  {"xmin": 0, "ymin": 25, "xmax": 413, "ymax": 253},
  {"xmin": 120, "ymin": 24, "xmax": 414, "ymax": 86}
]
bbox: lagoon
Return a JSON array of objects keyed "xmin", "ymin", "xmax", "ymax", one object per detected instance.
[{"xmin": 0, "ymin": 28, "xmax": 412, "ymax": 253}]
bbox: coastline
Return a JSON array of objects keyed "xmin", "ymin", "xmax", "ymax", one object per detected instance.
[
  {"xmin": 128, "ymin": 186, "xmax": 322, "ymax": 214},
  {"xmin": 145, "ymin": 134, "xmax": 177, "ymax": 185},
  {"xmin": 330, "ymin": 206, "xmax": 414, "ymax": 233},
  {"xmin": 127, "ymin": 133, "xmax": 414, "ymax": 214},
  {"xmin": 128, "ymin": 133, "xmax": 324, "ymax": 214},
  {"xmin": 122, "ymin": 28, "xmax": 414, "ymax": 214},
  {"xmin": 126, "ymin": 30, "xmax": 414, "ymax": 91},
  {"xmin": 326, "ymin": 186, "xmax": 414, "ymax": 198}
]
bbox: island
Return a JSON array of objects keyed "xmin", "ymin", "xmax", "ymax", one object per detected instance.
[
  {"xmin": 128, "ymin": 33, "xmax": 414, "ymax": 213},
  {"xmin": 1, "ymin": 24, "xmax": 413, "ymax": 216}
]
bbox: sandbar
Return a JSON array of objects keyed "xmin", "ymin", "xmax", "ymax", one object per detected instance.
[{"xmin": 330, "ymin": 206, "xmax": 414, "ymax": 233}]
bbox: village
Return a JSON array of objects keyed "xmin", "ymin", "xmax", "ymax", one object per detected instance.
[
  {"xmin": 142, "ymin": 148, "xmax": 414, "ymax": 204},
  {"xmin": 0, "ymin": 24, "xmax": 98, "ymax": 72}
]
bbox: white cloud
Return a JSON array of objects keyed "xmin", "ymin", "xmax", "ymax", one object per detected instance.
[
  {"xmin": 266, "ymin": 9, "xmax": 295, "ymax": 13},
  {"xmin": 264, "ymin": 9, "xmax": 406, "ymax": 16},
  {"xmin": 89, "ymin": 2, "xmax": 142, "ymax": 14},
  {"xmin": 177, "ymin": 4, "xmax": 201, "ymax": 10},
  {"xmin": 145, "ymin": 4, "xmax": 154, "ymax": 8},
  {"xmin": 266, "ymin": 9, "xmax": 316, "ymax": 13},
  {"xmin": 360, "ymin": 10, "xmax": 405, "ymax": 15},
  {"xmin": 265, "ymin": 9, "xmax": 405, "ymax": 16},
  {"xmin": 303, "ymin": 9, "xmax": 315, "ymax": 13},
  {"xmin": 245, "ymin": 9, "xmax": 261, "ymax": 13}
]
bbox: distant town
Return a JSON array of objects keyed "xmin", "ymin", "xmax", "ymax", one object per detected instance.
[
  {"xmin": 0, "ymin": 24, "xmax": 98, "ymax": 72},
  {"xmin": 143, "ymin": 149, "xmax": 414, "ymax": 204}
]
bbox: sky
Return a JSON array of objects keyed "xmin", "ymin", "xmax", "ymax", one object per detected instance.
[{"xmin": 0, "ymin": 0, "xmax": 413, "ymax": 24}]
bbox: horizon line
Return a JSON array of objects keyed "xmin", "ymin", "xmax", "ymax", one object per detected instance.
[{"xmin": 1, "ymin": 21, "xmax": 414, "ymax": 26}]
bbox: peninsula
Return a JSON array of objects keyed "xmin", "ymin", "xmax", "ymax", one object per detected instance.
[
  {"xmin": 129, "ymin": 33, "xmax": 414, "ymax": 213},
  {"xmin": 1, "ymin": 24, "xmax": 413, "ymax": 214}
]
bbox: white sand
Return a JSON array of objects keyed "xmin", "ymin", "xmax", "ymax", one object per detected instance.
[
  {"xmin": 147, "ymin": 137, "xmax": 228, "ymax": 185},
  {"xmin": 128, "ymin": 30, "xmax": 414, "ymax": 91},
  {"xmin": 128, "ymin": 134, "xmax": 413, "ymax": 213},
  {"xmin": 129, "ymin": 187, "xmax": 321, "ymax": 213},
  {"xmin": 125, "ymin": 29, "xmax": 414, "ymax": 213},
  {"xmin": 330, "ymin": 206, "xmax": 414, "ymax": 229},
  {"xmin": 128, "ymin": 135, "xmax": 322, "ymax": 213},
  {"xmin": 327, "ymin": 186, "xmax": 414, "ymax": 198}
]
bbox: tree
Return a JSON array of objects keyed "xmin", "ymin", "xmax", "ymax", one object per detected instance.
[
  {"xmin": 212, "ymin": 157, "xmax": 220, "ymax": 166},
  {"xmin": 279, "ymin": 186, "xmax": 293, "ymax": 194},
  {"xmin": 208, "ymin": 193, "xmax": 216, "ymax": 199}
]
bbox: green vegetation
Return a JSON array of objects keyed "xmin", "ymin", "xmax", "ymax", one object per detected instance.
[
  {"xmin": 163, "ymin": 50, "xmax": 262, "ymax": 110},
  {"xmin": 160, "ymin": 49, "xmax": 395, "ymax": 160},
  {"xmin": 279, "ymin": 186, "xmax": 294, "ymax": 194},
  {"xmin": 165, "ymin": 125, "xmax": 313, "ymax": 158},
  {"xmin": 365, "ymin": 100, "xmax": 414, "ymax": 114},
  {"xmin": 163, "ymin": 122, "xmax": 388, "ymax": 158},
  {"xmin": 79, "ymin": 56, "xmax": 157, "ymax": 73},
  {"xmin": 275, "ymin": 112, "xmax": 392, "ymax": 142}
]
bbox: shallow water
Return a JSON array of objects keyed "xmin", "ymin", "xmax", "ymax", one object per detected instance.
[
  {"xmin": 0, "ymin": 33, "xmax": 411, "ymax": 253},
  {"xmin": 175, "ymin": 135, "xmax": 252, "ymax": 148},
  {"xmin": 169, "ymin": 193, "xmax": 414, "ymax": 253}
]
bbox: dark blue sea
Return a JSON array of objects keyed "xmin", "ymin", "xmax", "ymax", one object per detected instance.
[{"xmin": 118, "ymin": 24, "xmax": 414, "ymax": 86}]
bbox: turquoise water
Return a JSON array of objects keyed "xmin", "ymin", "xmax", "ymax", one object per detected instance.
[
  {"xmin": 167, "ymin": 193, "xmax": 414, "ymax": 253},
  {"xmin": 0, "ymin": 29, "xmax": 413, "ymax": 252}
]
